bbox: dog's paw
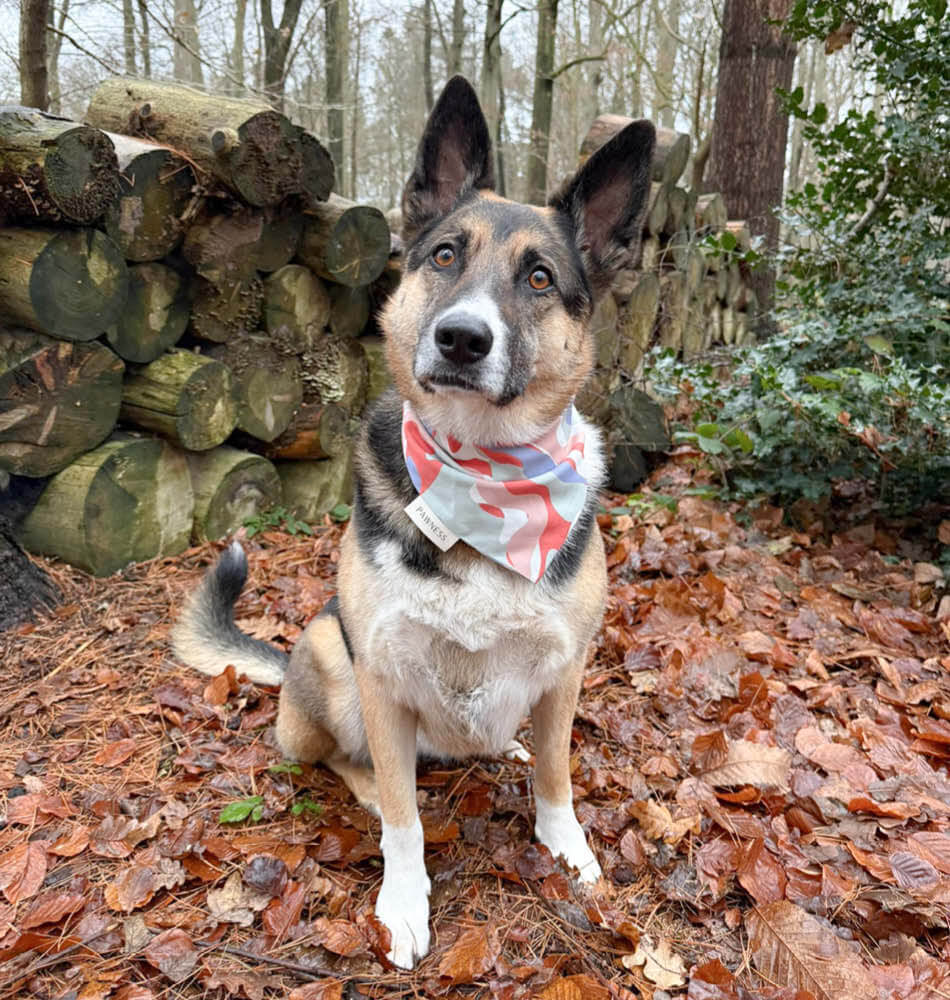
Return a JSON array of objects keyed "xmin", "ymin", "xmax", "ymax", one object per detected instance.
[
  {"xmin": 534, "ymin": 796, "xmax": 602, "ymax": 884},
  {"xmin": 376, "ymin": 873, "xmax": 431, "ymax": 968}
]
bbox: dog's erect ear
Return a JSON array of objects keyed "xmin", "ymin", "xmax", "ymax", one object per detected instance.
[
  {"xmin": 549, "ymin": 120, "xmax": 655, "ymax": 298},
  {"xmin": 401, "ymin": 76, "xmax": 494, "ymax": 244}
]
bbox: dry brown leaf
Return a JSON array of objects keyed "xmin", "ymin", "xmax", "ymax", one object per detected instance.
[
  {"xmin": 737, "ymin": 839, "xmax": 786, "ymax": 904},
  {"xmin": 90, "ymin": 812, "xmax": 162, "ymax": 858},
  {"xmin": 746, "ymin": 900, "xmax": 877, "ymax": 1000},
  {"xmin": 105, "ymin": 865, "xmax": 159, "ymax": 913},
  {"xmin": 20, "ymin": 890, "xmax": 86, "ymax": 929},
  {"xmin": 261, "ymin": 881, "xmax": 307, "ymax": 941},
  {"xmin": 311, "ymin": 916, "xmax": 367, "ymax": 957},
  {"xmin": 0, "ymin": 841, "xmax": 48, "ymax": 904},
  {"xmin": 907, "ymin": 831, "xmax": 950, "ymax": 874},
  {"xmin": 629, "ymin": 799, "xmax": 700, "ymax": 845},
  {"xmin": 699, "ymin": 738, "xmax": 790, "ymax": 790},
  {"xmin": 622, "ymin": 935, "xmax": 687, "ymax": 989},
  {"xmin": 49, "ymin": 825, "xmax": 90, "ymax": 857},
  {"xmin": 145, "ymin": 928, "xmax": 198, "ymax": 983},
  {"xmin": 206, "ymin": 871, "xmax": 271, "ymax": 926},
  {"xmin": 288, "ymin": 981, "xmax": 343, "ymax": 1000},
  {"xmin": 94, "ymin": 738, "xmax": 138, "ymax": 767},
  {"xmin": 536, "ymin": 974, "xmax": 609, "ymax": 1000},
  {"xmin": 438, "ymin": 924, "xmax": 500, "ymax": 984}
]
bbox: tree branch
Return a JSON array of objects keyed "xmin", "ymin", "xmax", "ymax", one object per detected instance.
[
  {"xmin": 550, "ymin": 51, "xmax": 607, "ymax": 80},
  {"xmin": 46, "ymin": 24, "xmax": 121, "ymax": 76}
]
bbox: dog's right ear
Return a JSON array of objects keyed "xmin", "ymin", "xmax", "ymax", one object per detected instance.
[{"xmin": 401, "ymin": 76, "xmax": 494, "ymax": 244}]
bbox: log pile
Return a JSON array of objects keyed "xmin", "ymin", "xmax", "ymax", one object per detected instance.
[
  {"xmin": 1, "ymin": 79, "xmax": 394, "ymax": 576},
  {"xmin": 575, "ymin": 114, "xmax": 760, "ymax": 490}
]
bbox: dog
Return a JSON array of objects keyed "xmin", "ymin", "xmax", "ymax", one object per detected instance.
[{"xmin": 173, "ymin": 76, "xmax": 654, "ymax": 969}]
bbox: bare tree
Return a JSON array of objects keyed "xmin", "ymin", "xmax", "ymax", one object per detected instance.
[
  {"xmin": 173, "ymin": 0, "xmax": 204, "ymax": 85},
  {"xmin": 123, "ymin": 0, "xmax": 137, "ymax": 74},
  {"xmin": 527, "ymin": 0, "xmax": 558, "ymax": 204},
  {"xmin": 20, "ymin": 0, "xmax": 50, "ymax": 109},
  {"xmin": 705, "ymin": 0, "xmax": 796, "ymax": 312},
  {"xmin": 324, "ymin": 0, "xmax": 348, "ymax": 179},
  {"xmin": 449, "ymin": 0, "xmax": 465, "ymax": 76},
  {"xmin": 47, "ymin": 0, "xmax": 69, "ymax": 113},
  {"xmin": 423, "ymin": 0, "xmax": 434, "ymax": 112},
  {"xmin": 137, "ymin": 0, "xmax": 151, "ymax": 78},
  {"xmin": 480, "ymin": 0, "xmax": 506, "ymax": 195},
  {"xmin": 653, "ymin": 0, "xmax": 681, "ymax": 128},
  {"xmin": 231, "ymin": 0, "xmax": 249, "ymax": 95},
  {"xmin": 262, "ymin": 0, "xmax": 304, "ymax": 110}
]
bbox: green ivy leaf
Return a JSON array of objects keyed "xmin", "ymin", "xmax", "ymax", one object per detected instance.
[
  {"xmin": 330, "ymin": 503, "xmax": 352, "ymax": 522},
  {"xmin": 268, "ymin": 763, "xmax": 303, "ymax": 775},
  {"xmin": 864, "ymin": 334, "xmax": 894, "ymax": 356},
  {"xmin": 218, "ymin": 795, "xmax": 264, "ymax": 824}
]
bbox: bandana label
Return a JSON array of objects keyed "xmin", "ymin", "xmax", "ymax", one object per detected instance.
[
  {"xmin": 404, "ymin": 495, "xmax": 459, "ymax": 551},
  {"xmin": 401, "ymin": 401, "xmax": 592, "ymax": 583}
]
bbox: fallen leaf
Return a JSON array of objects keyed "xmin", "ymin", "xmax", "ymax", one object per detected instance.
[
  {"xmin": 94, "ymin": 738, "xmax": 138, "ymax": 767},
  {"xmin": 90, "ymin": 812, "xmax": 162, "ymax": 858},
  {"xmin": 699, "ymin": 739, "xmax": 790, "ymax": 790},
  {"xmin": 20, "ymin": 890, "xmax": 86, "ymax": 929},
  {"xmin": 261, "ymin": 880, "xmax": 306, "ymax": 941},
  {"xmin": 105, "ymin": 865, "xmax": 158, "ymax": 913},
  {"xmin": 5, "ymin": 793, "xmax": 74, "ymax": 824},
  {"xmin": 288, "ymin": 982, "xmax": 343, "ymax": 1000},
  {"xmin": 0, "ymin": 841, "xmax": 48, "ymax": 904},
  {"xmin": 536, "ymin": 974, "xmax": 609, "ymax": 1000},
  {"xmin": 737, "ymin": 839, "xmax": 786, "ymax": 904},
  {"xmin": 438, "ymin": 924, "xmax": 500, "ymax": 984},
  {"xmin": 629, "ymin": 799, "xmax": 700, "ymax": 845},
  {"xmin": 145, "ymin": 928, "xmax": 198, "ymax": 982},
  {"xmin": 207, "ymin": 871, "xmax": 271, "ymax": 926},
  {"xmin": 49, "ymin": 825, "xmax": 90, "ymax": 857},
  {"xmin": 622, "ymin": 935, "xmax": 687, "ymax": 989},
  {"xmin": 243, "ymin": 854, "xmax": 289, "ymax": 897},
  {"xmin": 746, "ymin": 901, "xmax": 877, "ymax": 1000},
  {"xmin": 311, "ymin": 916, "xmax": 367, "ymax": 956},
  {"xmin": 889, "ymin": 851, "xmax": 939, "ymax": 892}
]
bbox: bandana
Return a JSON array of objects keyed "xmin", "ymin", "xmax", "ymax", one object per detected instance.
[{"xmin": 401, "ymin": 401, "xmax": 593, "ymax": 583}]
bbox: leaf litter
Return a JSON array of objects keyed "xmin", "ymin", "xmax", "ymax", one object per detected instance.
[{"xmin": 1, "ymin": 470, "xmax": 948, "ymax": 999}]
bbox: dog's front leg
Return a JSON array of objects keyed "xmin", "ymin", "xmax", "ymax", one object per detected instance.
[
  {"xmin": 531, "ymin": 659, "xmax": 602, "ymax": 883},
  {"xmin": 354, "ymin": 665, "xmax": 430, "ymax": 968}
]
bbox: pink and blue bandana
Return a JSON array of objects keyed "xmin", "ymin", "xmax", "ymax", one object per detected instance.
[{"xmin": 401, "ymin": 401, "xmax": 592, "ymax": 583}]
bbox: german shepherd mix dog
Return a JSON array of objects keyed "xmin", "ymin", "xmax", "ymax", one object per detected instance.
[{"xmin": 174, "ymin": 77, "xmax": 654, "ymax": 968}]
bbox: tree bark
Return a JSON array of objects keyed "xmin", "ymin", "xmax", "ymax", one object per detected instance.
[
  {"xmin": 137, "ymin": 0, "xmax": 151, "ymax": 78},
  {"xmin": 324, "ymin": 0, "xmax": 346, "ymax": 180},
  {"xmin": 18, "ymin": 435, "xmax": 194, "ymax": 576},
  {"xmin": 19, "ymin": 0, "xmax": 49, "ymax": 110},
  {"xmin": 86, "ymin": 77, "xmax": 334, "ymax": 208},
  {"xmin": 526, "ymin": 0, "xmax": 558, "ymax": 205},
  {"xmin": 173, "ymin": 0, "xmax": 204, "ymax": 85},
  {"xmin": 122, "ymin": 0, "xmax": 137, "ymax": 74},
  {"xmin": 47, "ymin": 0, "xmax": 69, "ymax": 114},
  {"xmin": 653, "ymin": 0, "xmax": 681, "ymax": 129},
  {"xmin": 705, "ymin": 0, "xmax": 796, "ymax": 313},
  {"xmin": 231, "ymin": 0, "xmax": 248, "ymax": 95},
  {"xmin": 255, "ymin": 400, "xmax": 350, "ymax": 459},
  {"xmin": 449, "ymin": 0, "xmax": 465, "ymax": 75},
  {"xmin": 121, "ymin": 349, "xmax": 239, "ymax": 451},
  {"xmin": 480, "ymin": 0, "xmax": 506, "ymax": 195},
  {"xmin": 0, "ymin": 330, "xmax": 124, "ymax": 477},
  {"xmin": 0, "ymin": 108, "xmax": 120, "ymax": 225},
  {"xmin": 422, "ymin": 0, "xmax": 434, "ymax": 114},
  {"xmin": 261, "ymin": 0, "xmax": 304, "ymax": 111}
]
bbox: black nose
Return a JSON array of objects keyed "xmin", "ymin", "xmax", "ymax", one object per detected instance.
[{"xmin": 434, "ymin": 316, "xmax": 493, "ymax": 365}]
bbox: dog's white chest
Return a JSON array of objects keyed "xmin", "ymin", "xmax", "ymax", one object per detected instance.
[{"xmin": 364, "ymin": 540, "xmax": 577, "ymax": 757}]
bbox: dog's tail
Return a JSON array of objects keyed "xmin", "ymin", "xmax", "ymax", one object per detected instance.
[{"xmin": 171, "ymin": 541, "xmax": 288, "ymax": 685}]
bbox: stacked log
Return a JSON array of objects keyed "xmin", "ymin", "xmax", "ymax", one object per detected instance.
[
  {"xmin": 1, "ymin": 79, "xmax": 394, "ymax": 576},
  {"xmin": 576, "ymin": 113, "xmax": 761, "ymax": 490}
]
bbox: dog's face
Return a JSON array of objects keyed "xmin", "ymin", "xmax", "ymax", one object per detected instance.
[{"xmin": 382, "ymin": 77, "xmax": 655, "ymax": 446}]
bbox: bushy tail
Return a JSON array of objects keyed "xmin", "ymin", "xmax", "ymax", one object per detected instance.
[{"xmin": 171, "ymin": 541, "xmax": 287, "ymax": 685}]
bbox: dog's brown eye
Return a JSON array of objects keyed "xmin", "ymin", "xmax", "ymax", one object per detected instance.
[
  {"xmin": 529, "ymin": 267, "xmax": 552, "ymax": 291},
  {"xmin": 433, "ymin": 245, "xmax": 455, "ymax": 267}
]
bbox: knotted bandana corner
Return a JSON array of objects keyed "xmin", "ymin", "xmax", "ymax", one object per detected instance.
[{"xmin": 401, "ymin": 400, "xmax": 593, "ymax": 582}]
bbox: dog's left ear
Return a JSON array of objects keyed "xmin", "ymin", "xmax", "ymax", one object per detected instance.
[
  {"xmin": 549, "ymin": 120, "xmax": 656, "ymax": 298},
  {"xmin": 401, "ymin": 76, "xmax": 494, "ymax": 244}
]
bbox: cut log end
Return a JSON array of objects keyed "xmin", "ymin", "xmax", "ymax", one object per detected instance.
[{"xmin": 187, "ymin": 447, "xmax": 282, "ymax": 542}]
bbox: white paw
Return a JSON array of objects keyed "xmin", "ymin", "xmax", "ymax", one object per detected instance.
[
  {"xmin": 376, "ymin": 873, "xmax": 431, "ymax": 968},
  {"xmin": 535, "ymin": 795, "xmax": 602, "ymax": 883},
  {"xmin": 503, "ymin": 738, "xmax": 532, "ymax": 763},
  {"xmin": 377, "ymin": 817, "xmax": 431, "ymax": 968}
]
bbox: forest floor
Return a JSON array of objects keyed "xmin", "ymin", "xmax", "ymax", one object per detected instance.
[{"xmin": 1, "ymin": 458, "xmax": 949, "ymax": 1000}]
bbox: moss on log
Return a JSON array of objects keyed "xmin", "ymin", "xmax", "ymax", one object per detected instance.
[
  {"xmin": 106, "ymin": 262, "xmax": 189, "ymax": 363},
  {"xmin": 0, "ymin": 107, "xmax": 119, "ymax": 224},
  {"xmin": 359, "ymin": 335, "xmax": 392, "ymax": 404},
  {"xmin": 17, "ymin": 434, "xmax": 194, "ymax": 576},
  {"xmin": 298, "ymin": 194, "xmax": 390, "ymax": 287},
  {"xmin": 0, "ymin": 228, "xmax": 128, "ymax": 341},
  {"xmin": 299, "ymin": 334, "xmax": 368, "ymax": 413},
  {"xmin": 121, "ymin": 349, "xmax": 239, "ymax": 450},
  {"xmin": 103, "ymin": 133, "xmax": 196, "ymax": 261},
  {"xmin": 186, "ymin": 446, "xmax": 282, "ymax": 542},
  {"xmin": 86, "ymin": 77, "xmax": 334, "ymax": 207},
  {"xmin": 276, "ymin": 452, "xmax": 354, "ymax": 523},
  {"xmin": 263, "ymin": 264, "xmax": 330, "ymax": 353},
  {"xmin": 0, "ymin": 330, "xmax": 124, "ymax": 477},
  {"xmin": 208, "ymin": 333, "xmax": 302, "ymax": 442}
]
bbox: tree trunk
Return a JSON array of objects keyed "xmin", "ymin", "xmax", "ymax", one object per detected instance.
[
  {"xmin": 422, "ymin": 0, "xmax": 434, "ymax": 113},
  {"xmin": 349, "ymin": 14, "xmax": 361, "ymax": 199},
  {"xmin": 173, "ymin": 0, "xmax": 203, "ymax": 85},
  {"xmin": 705, "ymin": 0, "xmax": 796, "ymax": 314},
  {"xmin": 137, "ymin": 0, "xmax": 151, "ymax": 78},
  {"xmin": 0, "ymin": 108, "xmax": 120, "ymax": 225},
  {"xmin": 0, "ymin": 331, "xmax": 124, "ymax": 477},
  {"xmin": 208, "ymin": 334, "xmax": 303, "ymax": 442},
  {"xmin": 18, "ymin": 435, "xmax": 194, "ymax": 576},
  {"xmin": 186, "ymin": 446, "xmax": 282, "ymax": 542},
  {"xmin": 0, "ymin": 228, "xmax": 128, "ymax": 341},
  {"xmin": 120, "ymin": 349, "xmax": 239, "ymax": 451},
  {"xmin": 47, "ymin": 0, "xmax": 69, "ymax": 114},
  {"xmin": 480, "ymin": 0, "xmax": 505, "ymax": 195},
  {"xmin": 449, "ymin": 0, "xmax": 465, "ymax": 75},
  {"xmin": 653, "ymin": 0, "xmax": 681, "ymax": 129},
  {"xmin": 102, "ymin": 133, "xmax": 196, "ymax": 261},
  {"xmin": 297, "ymin": 194, "xmax": 390, "ymax": 287},
  {"xmin": 0, "ymin": 513, "xmax": 58, "ymax": 629},
  {"xmin": 122, "ymin": 0, "xmax": 137, "ymax": 74},
  {"xmin": 19, "ymin": 0, "xmax": 49, "ymax": 110},
  {"xmin": 526, "ymin": 0, "xmax": 558, "ymax": 205},
  {"xmin": 324, "ymin": 0, "xmax": 346, "ymax": 181},
  {"xmin": 105, "ymin": 262, "xmax": 189, "ymax": 363},
  {"xmin": 86, "ymin": 77, "xmax": 334, "ymax": 208},
  {"xmin": 261, "ymin": 0, "xmax": 304, "ymax": 111},
  {"xmin": 263, "ymin": 264, "xmax": 331, "ymax": 352},
  {"xmin": 231, "ymin": 0, "xmax": 248, "ymax": 96}
]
